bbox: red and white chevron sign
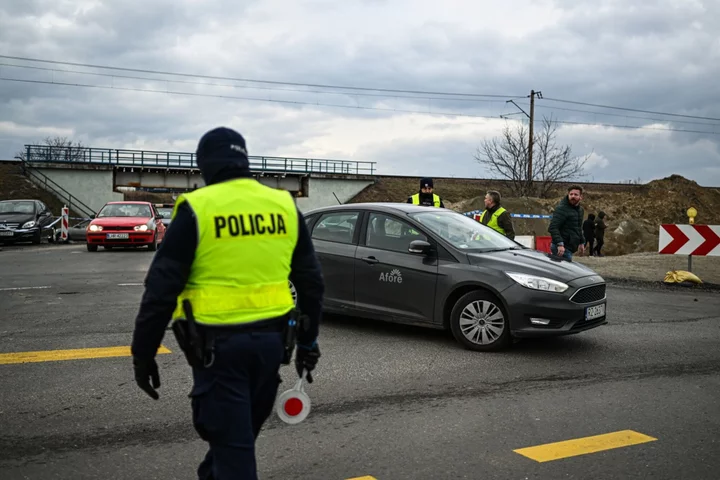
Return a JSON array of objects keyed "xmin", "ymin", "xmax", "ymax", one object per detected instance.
[{"xmin": 658, "ymin": 224, "xmax": 720, "ymax": 256}]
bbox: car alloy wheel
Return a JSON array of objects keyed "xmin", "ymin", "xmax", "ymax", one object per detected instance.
[{"xmin": 449, "ymin": 290, "xmax": 511, "ymax": 351}]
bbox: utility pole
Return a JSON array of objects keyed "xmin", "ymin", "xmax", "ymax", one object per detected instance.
[
  {"xmin": 528, "ymin": 90, "xmax": 535, "ymax": 185},
  {"xmin": 527, "ymin": 89, "xmax": 542, "ymax": 189}
]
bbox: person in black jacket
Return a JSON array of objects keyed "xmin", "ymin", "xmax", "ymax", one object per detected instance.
[
  {"xmin": 582, "ymin": 213, "xmax": 596, "ymax": 256},
  {"xmin": 547, "ymin": 185, "xmax": 586, "ymax": 261},
  {"xmin": 130, "ymin": 127, "xmax": 325, "ymax": 479},
  {"xmin": 594, "ymin": 211, "xmax": 607, "ymax": 257}
]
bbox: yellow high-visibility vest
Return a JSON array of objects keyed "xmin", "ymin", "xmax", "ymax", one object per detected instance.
[
  {"xmin": 411, "ymin": 193, "xmax": 441, "ymax": 207},
  {"xmin": 170, "ymin": 178, "xmax": 299, "ymax": 326},
  {"xmin": 480, "ymin": 207, "xmax": 507, "ymax": 235}
]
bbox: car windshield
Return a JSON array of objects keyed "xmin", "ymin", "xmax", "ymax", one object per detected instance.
[
  {"xmin": 97, "ymin": 203, "xmax": 152, "ymax": 218},
  {"xmin": 410, "ymin": 210, "xmax": 523, "ymax": 251},
  {"xmin": 0, "ymin": 200, "xmax": 35, "ymax": 214},
  {"xmin": 157, "ymin": 207, "xmax": 173, "ymax": 218}
]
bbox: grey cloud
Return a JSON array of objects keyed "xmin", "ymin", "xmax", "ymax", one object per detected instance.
[{"xmin": 1, "ymin": 0, "xmax": 719, "ymax": 187}]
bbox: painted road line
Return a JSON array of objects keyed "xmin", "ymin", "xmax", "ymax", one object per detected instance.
[
  {"xmin": 346, "ymin": 477, "xmax": 377, "ymax": 480},
  {"xmin": 118, "ymin": 283, "xmax": 144, "ymax": 286},
  {"xmin": 0, "ymin": 345, "xmax": 172, "ymax": 365},
  {"xmin": 0, "ymin": 286, "xmax": 51, "ymax": 291},
  {"xmin": 514, "ymin": 430, "xmax": 658, "ymax": 463}
]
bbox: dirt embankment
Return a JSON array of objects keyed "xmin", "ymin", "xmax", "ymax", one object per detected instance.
[
  {"xmin": 575, "ymin": 252, "xmax": 720, "ymax": 286},
  {"xmin": 350, "ymin": 174, "xmax": 720, "ymax": 257},
  {"xmin": 0, "ymin": 161, "xmax": 86, "ymax": 218}
]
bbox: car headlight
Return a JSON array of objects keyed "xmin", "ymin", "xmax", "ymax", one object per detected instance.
[
  {"xmin": 88, "ymin": 224, "xmax": 103, "ymax": 232},
  {"xmin": 22, "ymin": 221, "xmax": 36, "ymax": 229},
  {"xmin": 505, "ymin": 272, "xmax": 569, "ymax": 293},
  {"xmin": 134, "ymin": 225, "xmax": 148, "ymax": 231}
]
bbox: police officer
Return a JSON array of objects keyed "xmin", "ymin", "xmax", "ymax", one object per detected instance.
[
  {"xmin": 407, "ymin": 177, "xmax": 444, "ymax": 207},
  {"xmin": 479, "ymin": 190, "xmax": 515, "ymax": 240},
  {"xmin": 130, "ymin": 126, "xmax": 325, "ymax": 480}
]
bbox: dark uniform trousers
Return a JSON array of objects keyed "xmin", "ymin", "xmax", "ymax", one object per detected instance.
[{"xmin": 190, "ymin": 327, "xmax": 285, "ymax": 480}]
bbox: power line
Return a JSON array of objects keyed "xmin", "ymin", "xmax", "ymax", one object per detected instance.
[
  {"xmin": 0, "ymin": 76, "xmax": 505, "ymax": 119},
  {"xmin": 512, "ymin": 101, "xmax": 719, "ymax": 128},
  {"xmin": 541, "ymin": 96, "xmax": 720, "ymax": 122},
  {"xmin": 7, "ymin": 61, "xmax": 713, "ymax": 130},
  {"xmin": 0, "ymin": 62, "xmax": 506, "ymax": 104},
  {"xmin": 6, "ymin": 61, "xmax": 713, "ymax": 127},
  {"xmin": 2, "ymin": 76, "xmax": 718, "ymax": 136},
  {"xmin": 0, "ymin": 54, "xmax": 524, "ymax": 99},
  {"xmin": 5, "ymin": 55, "xmax": 714, "ymax": 124}
]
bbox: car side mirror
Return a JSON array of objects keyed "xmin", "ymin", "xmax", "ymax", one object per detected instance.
[{"xmin": 408, "ymin": 239, "xmax": 432, "ymax": 255}]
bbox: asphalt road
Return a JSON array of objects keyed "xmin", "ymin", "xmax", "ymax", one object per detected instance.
[{"xmin": 1, "ymin": 243, "xmax": 719, "ymax": 480}]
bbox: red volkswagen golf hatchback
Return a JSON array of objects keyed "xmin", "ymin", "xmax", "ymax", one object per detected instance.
[{"xmin": 86, "ymin": 201, "xmax": 167, "ymax": 252}]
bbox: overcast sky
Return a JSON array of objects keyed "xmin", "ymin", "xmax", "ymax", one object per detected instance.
[{"xmin": 1, "ymin": 0, "xmax": 719, "ymax": 186}]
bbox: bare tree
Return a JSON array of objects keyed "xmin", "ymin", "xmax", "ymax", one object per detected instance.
[
  {"xmin": 474, "ymin": 115, "xmax": 590, "ymax": 198},
  {"xmin": 16, "ymin": 136, "xmax": 87, "ymax": 163}
]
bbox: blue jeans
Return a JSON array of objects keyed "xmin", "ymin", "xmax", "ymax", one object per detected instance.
[
  {"xmin": 550, "ymin": 243, "xmax": 573, "ymax": 261},
  {"xmin": 191, "ymin": 330, "xmax": 285, "ymax": 480}
]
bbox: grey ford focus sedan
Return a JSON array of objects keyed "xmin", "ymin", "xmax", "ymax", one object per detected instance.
[{"xmin": 291, "ymin": 202, "xmax": 607, "ymax": 351}]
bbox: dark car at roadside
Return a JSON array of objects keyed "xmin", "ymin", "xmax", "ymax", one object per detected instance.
[
  {"xmin": 290, "ymin": 202, "xmax": 607, "ymax": 352},
  {"xmin": 0, "ymin": 199, "xmax": 56, "ymax": 245},
  {"xmin": 154, "ymin": 203, "xmax": 174, "ymax": 228}
]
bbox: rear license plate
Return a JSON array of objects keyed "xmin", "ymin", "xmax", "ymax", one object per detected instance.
[
  {"xmin": 585, "ymin": 303, "xmax": 606, "ymax": 320},
  {"xmin": 0, "ymin": 231, "xmax": 13, "ymax": 236},
  {"xmin": 106, "ymin": 233, "xmax": 129, "ymax": 239}
]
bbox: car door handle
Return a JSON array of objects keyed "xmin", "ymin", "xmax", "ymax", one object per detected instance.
[{"xmin": 361, "ymin": 256, "xmax": 379, "ymax": 265}]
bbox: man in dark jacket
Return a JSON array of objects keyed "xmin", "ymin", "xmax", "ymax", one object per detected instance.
[{"xmin": 548, "ymin": 185, "xmax": 586, "ymax": 260}]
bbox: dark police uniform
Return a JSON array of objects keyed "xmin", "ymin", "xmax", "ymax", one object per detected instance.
[{"xmin": 131, "ymin": 127, "xmax": 325, "ymax": 480}]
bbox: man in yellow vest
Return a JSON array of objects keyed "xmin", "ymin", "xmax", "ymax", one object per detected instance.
[
  {"xmin": 130, "ymin": 127, "xmax": 325, "ymax": 479},
  {"xmin": 479, "ymin": 190, "xmax": 515, "ymax": 240},
  {"xmin": 407, "ymin": 177, "xmax": 444, "ymax": 207}
]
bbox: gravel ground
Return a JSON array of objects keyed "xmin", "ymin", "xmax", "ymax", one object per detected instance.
[{"xmin": 575, "ymin": 252, "xmax": 720, "ymax": 288}]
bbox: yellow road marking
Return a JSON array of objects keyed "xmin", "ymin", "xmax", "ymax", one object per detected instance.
[
  {"xmin": 346, "ymin": 477, "xmax": 377, "ymax": 480},
  {"xmin": 514, "ymin": 430, "xmax": 657, "ymax": 463},
  {"xmin": 0, "ymin": 345, "xmax": 171, "ymax": 365}
]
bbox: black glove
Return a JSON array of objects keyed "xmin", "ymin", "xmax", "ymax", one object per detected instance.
[
  {"xmin": 295, "ymin": 343, "xmax": 321, "ymax": 383},
  {"xmin": 133, "ymin": 356, "xmax": 160, "ymax": 400}
]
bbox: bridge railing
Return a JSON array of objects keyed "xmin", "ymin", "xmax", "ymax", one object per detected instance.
[{"xmin": 24, "ymin": 145, "xmax": 377, "ymax": 175}]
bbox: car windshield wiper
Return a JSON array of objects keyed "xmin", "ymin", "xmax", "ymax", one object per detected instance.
[{"xmin": 475, "ymin": 247, "xmax": 515, "ymax": 253}]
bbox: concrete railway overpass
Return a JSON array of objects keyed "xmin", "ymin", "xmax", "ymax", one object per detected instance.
[
  {"xmin": 19, "ymin": 144, "xmax": 378, "ymax": 214},
  {"xmin": 12, "ymin": 144, "xmax": 677, "ymax": 219}
]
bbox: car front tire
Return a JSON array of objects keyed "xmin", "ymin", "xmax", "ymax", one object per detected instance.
[
  {"xmin": 449, "ymin": 290, "xmax": 511, "ymax": 352},
  {"xmin": 87, "ymin": 243, "xmax": 98, "ymax": 252}
]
